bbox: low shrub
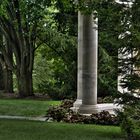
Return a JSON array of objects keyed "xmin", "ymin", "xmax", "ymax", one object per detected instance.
[
  {"xmin": 63, "ymin": 112, "xmax": 85, "ymax": 123},
  {"xmin": 91, "ymin": 111, "xmax": 119, "ymax": 125},
  {"xmin": 46, "ymin": 106, "xmax": 68, "ymax": 122},
  {"xmin": 46, "ymin": 99, "xmax": 119, "ymax": 125},
  {"xmin": 63, "ymin": 111, "xmax": 119, "ymax": 125},
  {"xmin": 46, "ymin": 99, "xmax": 74, "ymax": 122},
  {"xmin": 60, "ymin": 99, "xmax": 74, "ymax": 109}
]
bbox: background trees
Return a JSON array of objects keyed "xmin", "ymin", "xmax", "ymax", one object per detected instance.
[
  {"xmin": 33, "ymin": 0, "xmax": 123, "ymax": 99},
  {"xmin": 33, "ymin": 30, "xmax": 77, "ymax": 99},
  {"xmin": 97, "ymin": 1, "xmax": 122, "ymax": 97},
  {"xmin": 0, "ymin": 0, "xmax": 123, "ymax": 99},
  {"xmin": 33, "ymin": 0, "xmax": 78, "ymax": 99},
  {"xmin": 0, "ymin": 0, "xmax": 48, "ymax": 97},
  {"xmin": 0, "ymin": 0, "xmax": 137, "ymax": 101}
]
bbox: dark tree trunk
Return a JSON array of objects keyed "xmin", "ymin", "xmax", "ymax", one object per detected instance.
[
  {"xmin": 0, "ymin": 64, "xmax": 4, "ymax": 90},
  {"xmin": 3, "ymin": 66, "xmax": 13, "ymax": 93},
  {"xmin": 16, "ymin": 69, "xmax": 33, "ymax": 97},
  {"xmin": 2, "ymin": 38, "xmax": 14, "ymax": 93},
  {"xmin": 0, "ymin": 61, "xmax": 13, "ymax": 93}
]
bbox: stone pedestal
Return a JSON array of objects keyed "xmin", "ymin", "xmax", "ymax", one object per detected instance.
[
  {"xmin": 71, "ymin": 99, "xmax": 82, "ymax": 112},
  {"xmin": 79, "ymin": 103, "xmax": 122, "ymax": 115}
]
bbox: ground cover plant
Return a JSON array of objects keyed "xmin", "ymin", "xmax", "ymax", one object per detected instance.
[
  {"xmin": 0, "ymin": 99, "xmax": 60, "ymax": 117},
  {"xmin": 0, "ymin": 119, "xmax": 124, "ymax": 140},
  {"xmin": 46, "ymin": 100, "xmax": 119, "ymax": 125}
]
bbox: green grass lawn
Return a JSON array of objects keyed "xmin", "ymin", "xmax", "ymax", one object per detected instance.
[
  {"xmin": 0, "ymin": 119, "xmax": 124, "ymax": 140},
  {"xmin": 0, "ymin": 99, "xmax": 60, "ymax": 117}
]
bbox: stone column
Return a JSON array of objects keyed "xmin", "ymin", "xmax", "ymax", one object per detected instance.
[
  {"xmin": 79, "ymin": 12, "xmax": 98, "ymax": 114},
  {"xmin": 73, "ymin": 11, "xmax": 83, "ymax": 110}
]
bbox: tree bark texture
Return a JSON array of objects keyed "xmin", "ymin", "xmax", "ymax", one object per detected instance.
[
  {"xmin": 3, "ymin": 66, "xmax": 13, "ymax": 93},
  {"xmin": 16, "ymin": 69, "xmax": 33, "ymax": 97},
  {"xmin": 0, "ymin": 64, "xmax": 4, "ymax": 90}
]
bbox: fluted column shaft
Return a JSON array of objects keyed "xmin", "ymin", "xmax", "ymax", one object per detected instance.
[{"xmin": 82, "ymin": 13, "xmax": 98, "ymax": 105}]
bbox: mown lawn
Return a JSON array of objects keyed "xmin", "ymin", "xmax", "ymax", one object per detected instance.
[
  {"xmin": 0, "ymin": 99, "xmax": 60, "ymax": 117},
  {"xmin": 0, "ymin": 119, "xmax": 124, "ymax": 140}
]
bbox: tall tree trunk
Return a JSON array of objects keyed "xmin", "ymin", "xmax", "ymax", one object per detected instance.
[
  {"xmin": 3, "ymin": 37, "xmax": 14, "ymax": 93},
  {"xmin": 0, "ymin": 63, "xmax": 13, "ymax": 93},
  {"xmin": 16, "ymin": 69, "xmax": 33, "ymax": 97},
  {"xmin": 3, "ymin": 66, "xmax": 13, "ymax": 93},
  {"xmin": 0, "ymin": 63, "xmax": 4, "ymax": 90}
]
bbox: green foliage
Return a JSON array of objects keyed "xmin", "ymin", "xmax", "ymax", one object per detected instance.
[
  {"xmin": 118, "ymin": 103, "xmax": 140, "ymax": 140},
  {"xmin": 116, "ymin": 1, "xmax": 140, "ymax": 139},
  {"xmin": 98, "ymin": 47, "xmax": 117, "ymax": 97},
  {"xmin": 97, "ymin": 1, "xmax": 122, "ymax": 97},
  {"xmin": 33, "ymin": 0, "xmax": 123, "ymax": 99},
  {"xmin": 33, "ymin": 28, "xmax": 77, "ymax": 100},
  {"xmin": 52, "ymin": 0, "xmax": 77, "ymax": 36},
  {"xmin": 117, "ymin": 3, "xmax": 140, "ymax": 139},
  {"xmin": 118, "ymin": 0, "xmax": 140, "ymax": 93},
  {"xmin": 120, "ymin": 73, "xmax": 140, "ymax": 92}
]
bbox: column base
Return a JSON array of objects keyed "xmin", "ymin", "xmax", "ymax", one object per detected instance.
[
  {"xmin": 79, "ymin": 103, "xmax": 122, "ymax": 115},
  {"xmin": 70, "ymin": 99, "xmax": 82, "ymax": 112}
]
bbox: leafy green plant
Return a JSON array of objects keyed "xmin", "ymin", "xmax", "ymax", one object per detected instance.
[
  {"xmin": 46, "ymin": 106, "xmax": 67, "ymax": 122},
  {"xmin": 46, "ymin": 100, "xmax": 119, "ymax": 125},
  {"xmin": 46, "ymin": 99, "xmax": 74, "ymax": 122},
  {"xmin": 60, "ymin": 99, "xmax": 74, "ymax": 108},
  {"xmin": 91, "ymin": 111, "xmax": 119, "ymax": 125}
]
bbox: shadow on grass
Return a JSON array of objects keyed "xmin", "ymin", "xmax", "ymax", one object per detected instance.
[{"xmin": 0, "ymin": 119, "xmax": 124, "ymax": 140}]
